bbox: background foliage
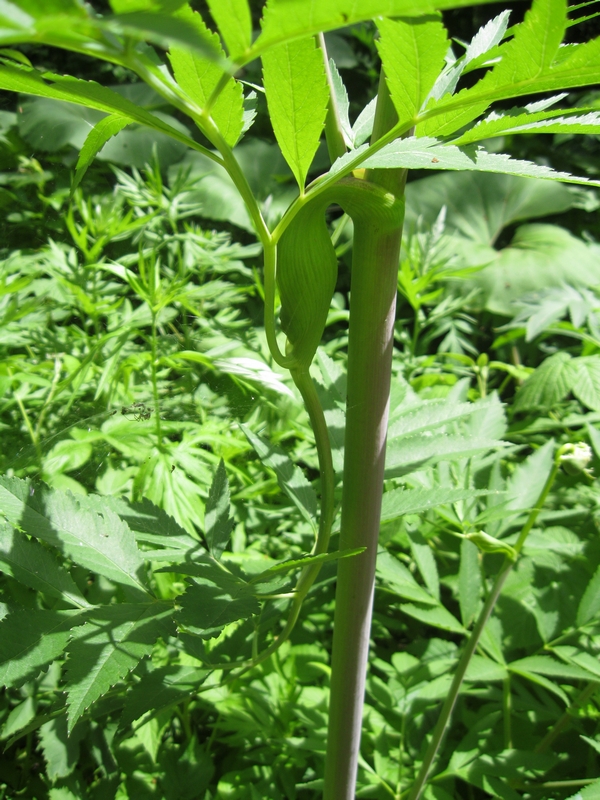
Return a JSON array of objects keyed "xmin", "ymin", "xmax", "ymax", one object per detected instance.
[{"xmin": 2, "ymin": 2, "xmax": 600, "ymax": 799}]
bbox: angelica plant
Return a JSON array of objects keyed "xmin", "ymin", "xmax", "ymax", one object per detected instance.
[{"xmin": 2, "ymin": 1, "xmax": 600, "ymax": 798}]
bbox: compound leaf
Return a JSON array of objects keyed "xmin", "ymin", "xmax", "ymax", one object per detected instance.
[
  {"xmin": 514, "ymin": 352, "xmax": 575, "ymax": 411},
  {"xmin": 167, "ymin": 557, "xmax": 260, "ymax": 639}
]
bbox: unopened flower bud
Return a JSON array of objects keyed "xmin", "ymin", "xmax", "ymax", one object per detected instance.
[{"xmin": 558, "ymin": 442, "xmax": 593, "ymax": 475}]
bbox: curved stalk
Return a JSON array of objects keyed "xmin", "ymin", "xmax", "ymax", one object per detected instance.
[{"xmin": 207, "ymin": 367, "xmax": 335, "ymax": 675}]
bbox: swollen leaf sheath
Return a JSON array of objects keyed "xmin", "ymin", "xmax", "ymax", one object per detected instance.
[{"xmin": 277, "ymin": 176, "xmax": 405, "ymax": 370}]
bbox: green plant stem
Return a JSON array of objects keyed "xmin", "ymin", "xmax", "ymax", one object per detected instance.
[
  {"xmin": 535, "ymin": 680, "xmax": 600, "ymax": 754},
  {"xmin": 323, "ymin": 70, "xmax": 406, "ymax": 800},
  {"xmin": 150, "ymin": 312, "xmax": 162, "ymax": 444},
  {"xmin": 407, "ymin": 457, "xmax": 561, "ymax": 800},
  {"xmin": 503, "ymin": 674, "xmax": 512, "ymax": 749},
  {"xmin": 207, "ymin": 368, "xmax": 335, "ymax": 676}
]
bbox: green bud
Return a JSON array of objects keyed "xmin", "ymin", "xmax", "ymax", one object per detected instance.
[{"xmin": 466, "ymin": 530, "xmax": 517, "ymax": 561}]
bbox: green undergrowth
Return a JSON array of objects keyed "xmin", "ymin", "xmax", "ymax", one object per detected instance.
[{"xmin": 2, "ymin": 11, "xmax": 600, "ymax": 799}]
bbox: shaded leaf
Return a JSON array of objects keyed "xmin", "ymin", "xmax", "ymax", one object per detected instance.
[
  {"xmin": 459, "ymin": 538, "xmax": 481, "ymax": 628},
  {"xmin": 0, "ymin": 608, "xmax": 83, "ymax": 688},
  {"xmin": 169, "ymin": 556, "xmax": 260, "ymax": 638},
  {"xmin": 377, "ymin": 550, "xmax": 438, "ymax": 606},
  {"xmin": 577, "ymin": 565, "xmax": 600, "ymax": 627},
  {"xmin": 400, "ymin": 602, "xmax": 466, "ymax": 634},
  {"xmin": 120, "ymin": 664, "xmax": 209, "ymax": 729},
  {"xmin": 65, "ymin": 602, "xmax": 175, "ymax": 731},
  {"xmin": 0, "ymin": 522, "xmax": 89, "ymax": 607},
  {"xmin": 240, "ymin": 424, "xmax": 317, "ymax": 528},
  {"xmin": 407, "ymin": 529, "xmax": 439, "ymax": 600},
  {"xmin": 205, "ymin": 459, "xmax": 234, "ymax": 560},
  {"xmin": 0, "ymin": 477, "xmax": 149, "ymax": 594}
]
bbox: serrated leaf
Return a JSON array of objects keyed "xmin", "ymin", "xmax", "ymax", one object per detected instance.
[
  {"xmin": 169, "ymin": 6, "xmax": 243, "ymax": 146},
  {"xmin": 0, "ymin": 522, "xmax": 89, "ymax": 607},
  {"xmin": 509, "ymin": 654, "xmax": 596, "ymax": 681},
  {"xmin": 459, "ymin": 538, "xmax": 481, "ymax": 628},
  {"xmin": 39, "ymin": 715, "xmax": 84, "ymax": 781},
  {"xmin": 514, "ymin": 352, "xmax": 575, "ymax": 411},
  {"xmin": 250, "ymin": 547, "xmax": 365, "ymax": 585},
  {"xmin": 385, "ymin": 433, "xmax": 505, "ymax": 478},
  {"xmin": 164, "ymin": 556, "xmax": 259, "ymax": 638},
  {"xmin": 504, "ymin": 667, "xmax": 569, "ymax": 705},
  {"xmin": 262, "ymin": 35, "xmax": 329, "ymax": 190},
  {"xmin": 577, "ymin": 565, "xmax": 600, "ymax": 627},
  {"xmin": 464, "ymin": 655, "xmax": 507, "ymax": 682},
  {"xmin": 407, "ymin": 529, "xmax": 439, "ymax": 600},
  {"xmin": 240, "ymin": 424, "xmax": 317, "ymax": 529},
  {"xmin": 255, "ymin": 0, "xmax": 498, "ymax": 58},
  {"xmin": 0, "ymin": 63, "xmax": 204, "ymax": 154},
  {"xmin": 388, "ymin": 397, "xmax": 495, "ymax": 440},
  {"xmin": 572, "ymin": 356, "xmax": 600, "ymax": 411},
  {"xmin": 400, "ymin": 602, "xmax": 466, "ymax": 634},
  {"xmin": 426, "ymin": 11, "xmax": 511, "ymax": 105},
  {"xmin": 72, "ymin": 113, "xmax": 130, "ymax": 192},
  {"xmin": 65, "ymin": 603, "xmax": 175, "ymax": 731},
  {"xmin": 328, "ymin": 57, "xmax": 353, "ymax": 147},
  {"xmin": 499, "ymin": 439, "xmax": 555, "ymax": 535},
  {"xmin": 376, "ymin": 550, "xmax": 438, "ymax": 606},
  {"xmin": 355, "ymin": 136, "xmax": 600, "ymax": 188},
  {"xmin": 205, "ymin": 459, "xmax": 234, "ymax": 560},
  {"xmin": 120, "ymin": 664, "xmax": 208, "ymax": 730},
  {"xmin": 376, "ymin": 16, "xmax": 448, "ymax": 125},
  {"xmin": 0, "ymin": 608, "xmax": 83, "ymax": 688},
  {"xmin": 566, "ymin": 779, "xmax": 600, "ymax": 800},
  {"xmin": 102, "ymin": 10, "xmax": 224, "ymax": 63},
  {"xmin": 0, "ymin": 477, "xmax": 149, "ymax": 593},
  {"xmin": 207, "ymin": 0, "xmax": 251, "ymax": 59},
  {"xmin": 381, "ymin": 486, "xmax": 494, "ymax": 523},
  {"xmin": 352, "ymin": 96, "xmax": 377, "ymax": 146},
  {"xmin": 453, "ymin": 107, "xmax": 600, "ymax": 146},
  {"xmin": 419, "ymin": 0, "xmax": 600, "ymax": 138}
]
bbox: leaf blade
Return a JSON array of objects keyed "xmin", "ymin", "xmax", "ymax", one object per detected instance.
[{"xmin": 262, "ymin": 35, "xmax": 329, "ymax": 190}]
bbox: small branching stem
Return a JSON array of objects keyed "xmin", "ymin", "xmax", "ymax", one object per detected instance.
[{"xmin": 407, "ymin": 456, "xmax": 562, "ymax": 800}]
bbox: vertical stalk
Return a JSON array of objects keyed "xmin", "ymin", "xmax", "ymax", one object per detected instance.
[
  {"xmin": 323, "ymin": 71, "xmax": 406, "ymax": 800},
  {"xmin": 150, "ymin": 311, "xmax": 162, "ymax": 444}
]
